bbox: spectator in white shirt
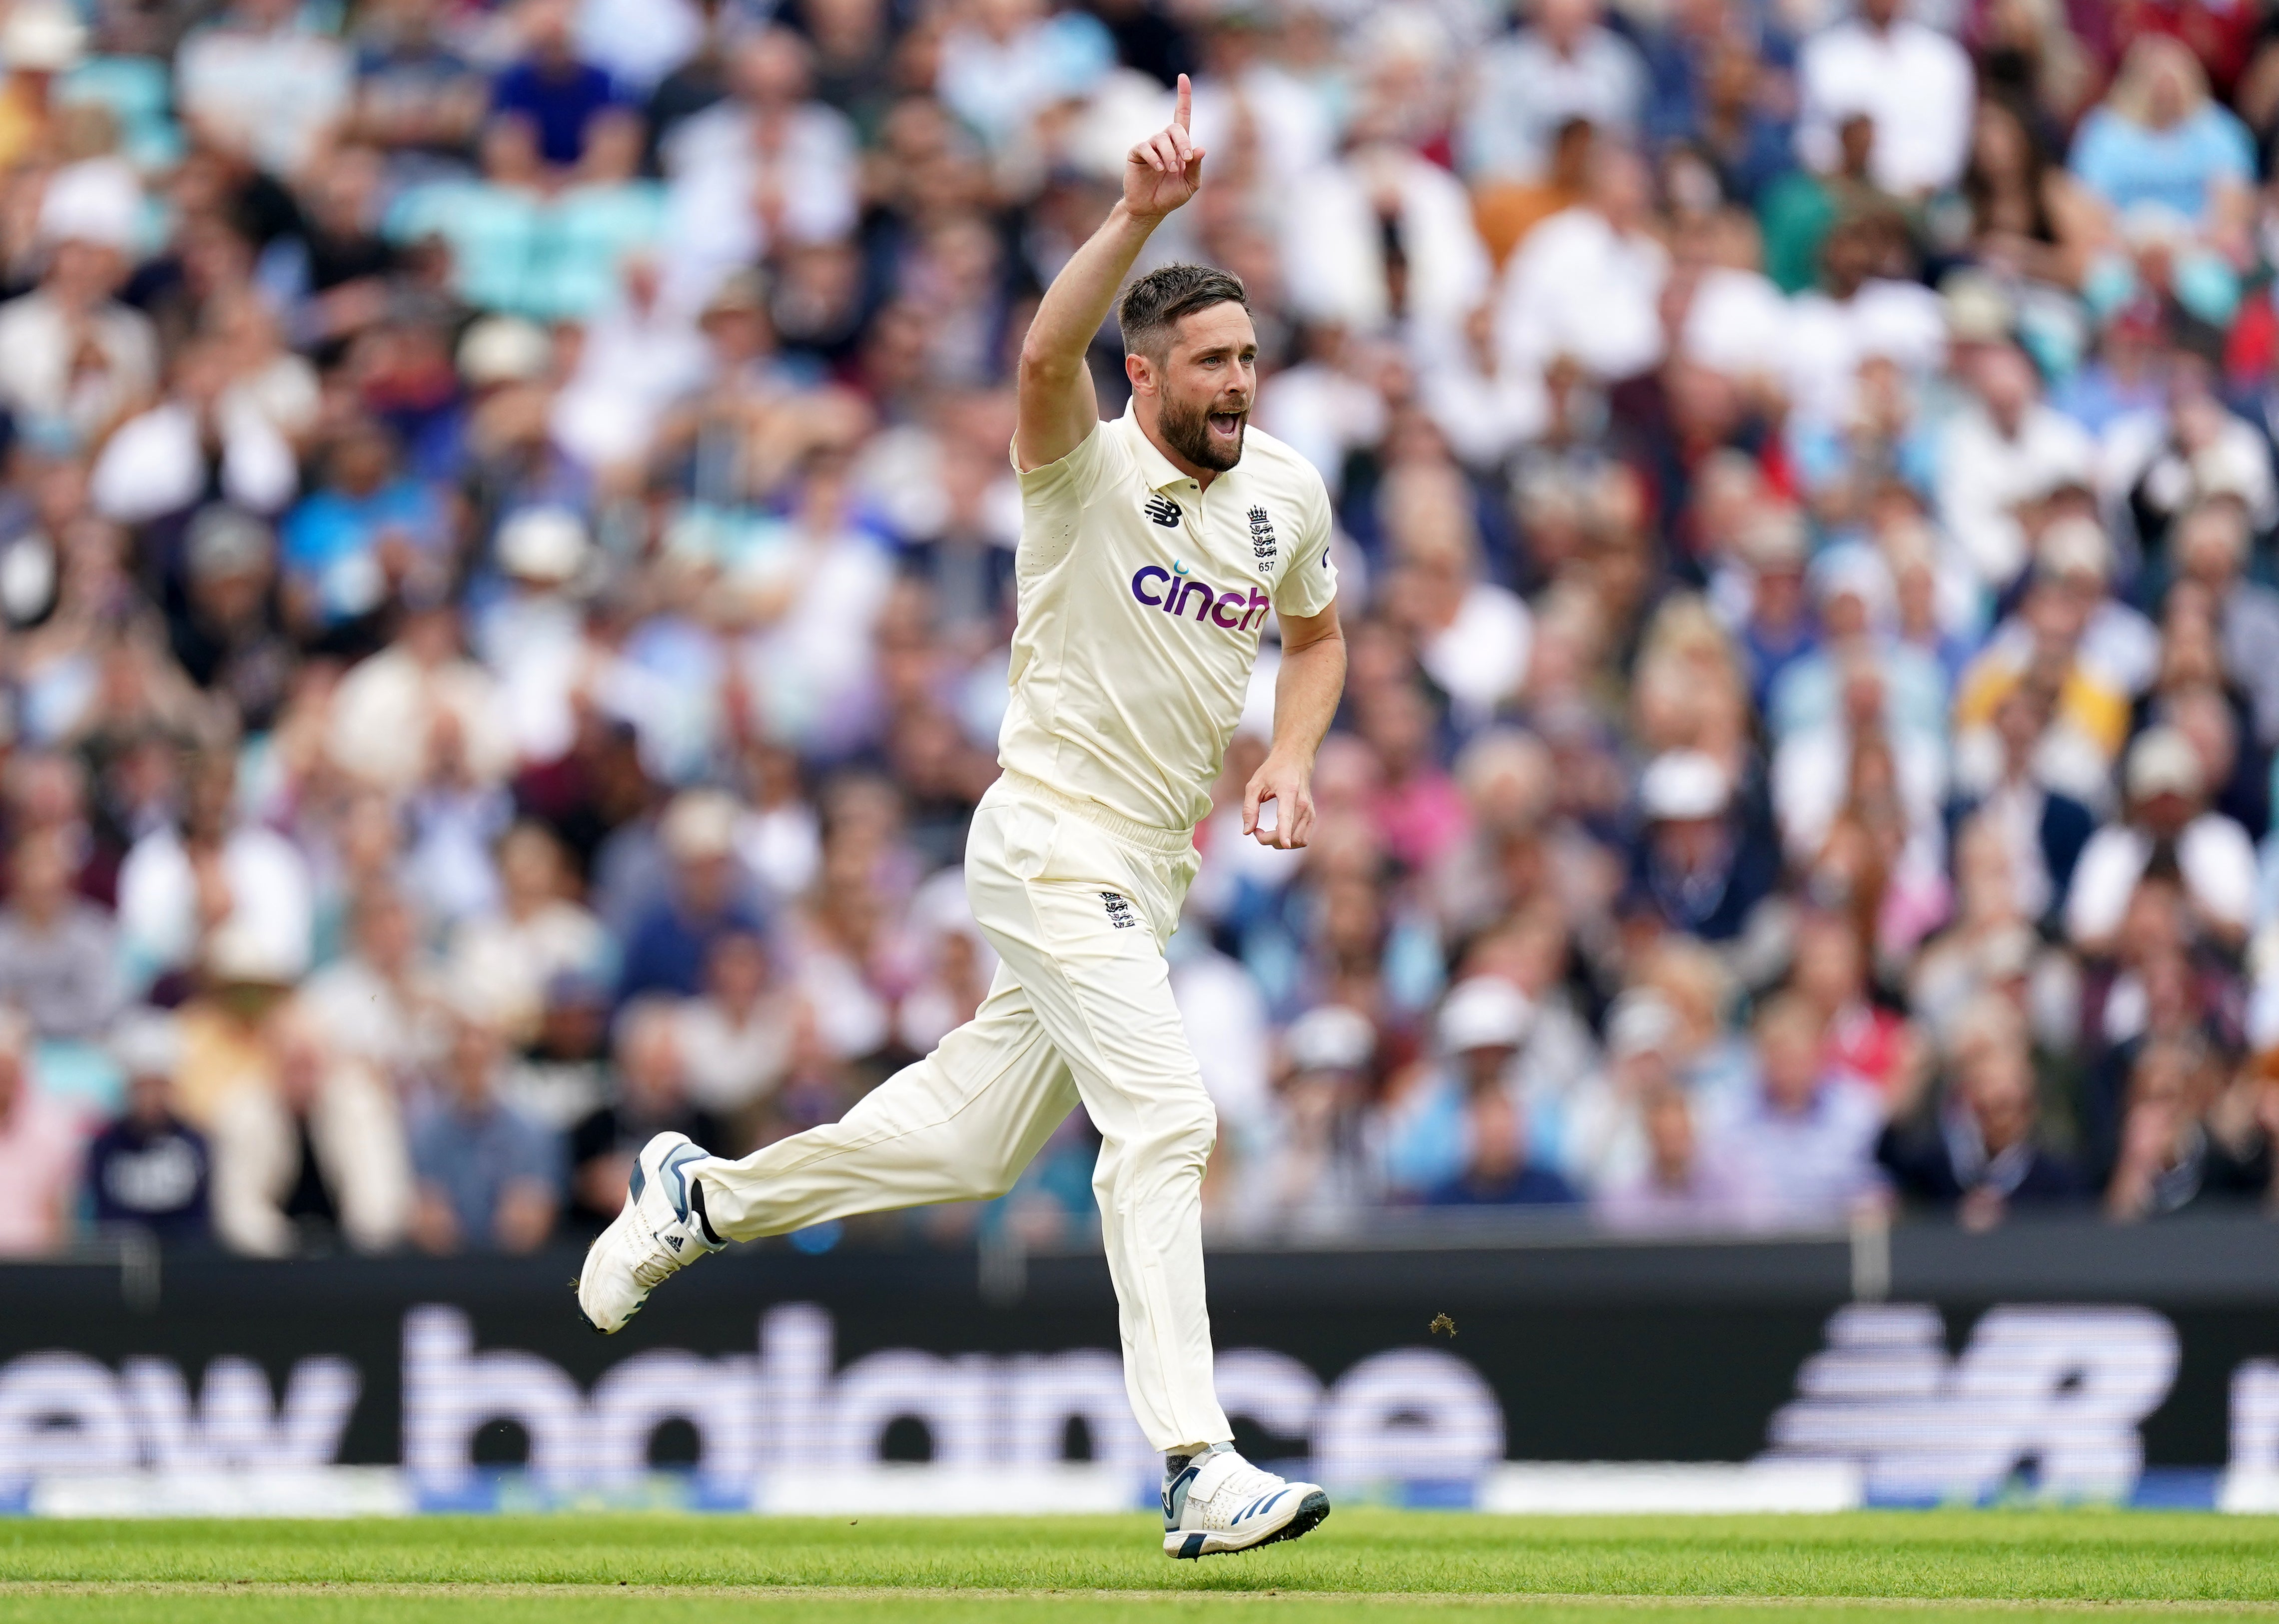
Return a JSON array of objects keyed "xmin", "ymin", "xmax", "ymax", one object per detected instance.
[
  {"xmin": 90, "ymin": 335, "xmax": 298, "ymax": 527},
  {"xmin": 1796, "ymin": 0, "xmax": 1973, "ymax": 197},
  {"xmin": 1937, "ymin": 342, "xmax": 2096, "ymax": 590},
  {"xmin": 2067, "ymin": 726, "xmax": 2258, "ymax": 956},
  {"xmin": 935, "ymin": 0, "xmax": 1114, "ymax": 154},
  {"xmin": 1781, "ymin": 212, "xmax": 1947, "ymax": 434},
  {"xmin": 661, "ymin": 27, "xmax": 859, "ymax": 311},
  {"xmin": 174, "ymin": 0, "xmax": 352, "ymax": 178},
  {"xmin": 0, "ymin": 162, "xmax": 158, "ymax": 450},
  {"xmin": 1497, "ymin": 143, "xmax": 1668, "ymax": 382},
  {"xmin": 1378, "ymin": 464, "xmax": 1532, "ymax": 729},
  {"xmin": 1462, "ymin": 0, "xmax": 1646, "ymax": 184},
  {"xmin": 117, "ymin": 748, "xmax": 314, "ymax": 995},
  {"xmin": 1281, "ymin": 123, "xmax": 1492, "ymax": 340}
]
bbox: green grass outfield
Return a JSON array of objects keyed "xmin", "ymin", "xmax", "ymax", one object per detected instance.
[{"xmin": 1, "ymin": 1511, "xmax": 2277, "ymax": 1624}]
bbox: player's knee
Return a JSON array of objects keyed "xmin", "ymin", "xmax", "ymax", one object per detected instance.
[{"xmin": 1151, "ymin": 1087, "xmax": 1218, "ymax": 1167}]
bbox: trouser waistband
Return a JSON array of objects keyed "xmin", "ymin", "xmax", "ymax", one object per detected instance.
[{"xmin": 995, "ymin": 770, "xmax": 1196, "ymax": 856}]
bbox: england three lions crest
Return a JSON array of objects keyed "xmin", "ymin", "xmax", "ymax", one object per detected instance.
[{"xmin": 1247, "ymin": 506, "xmax": 1276, "ymax": 574}]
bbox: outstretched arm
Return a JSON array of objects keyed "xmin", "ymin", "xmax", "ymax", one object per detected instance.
[
  {"xmin": 1014, "ymin": 74, "xmax": 1206, "ymax": 473},
  {"xmin": 1243, "ymin": 603, "xmax": 1346, "ymax": 849}
]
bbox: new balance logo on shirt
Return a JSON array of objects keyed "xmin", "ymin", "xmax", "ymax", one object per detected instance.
[{"xmin": 1144, "ymin": 494, "xmax": 1183, "ymax": 527}]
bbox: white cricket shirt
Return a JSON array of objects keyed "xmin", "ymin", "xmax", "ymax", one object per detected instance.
[{"xmin": 1003, "ymin": 402, "xmax": 1339, "ymax": 834}]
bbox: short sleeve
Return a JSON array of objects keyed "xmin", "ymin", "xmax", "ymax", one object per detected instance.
[
  {"xmin": 1012, "ymin": 416, "xmax": 1113, "ymax": 502},
  {"xmin": 1013, "ymin": 418, "xmax": 1116, "ymax": 574},
  {"xmin": 1269, "ymin": 475, "xmax": 1339, "ymax": 620}
]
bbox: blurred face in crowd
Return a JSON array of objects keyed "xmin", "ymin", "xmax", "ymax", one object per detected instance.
[
  {"xmin": 1651, "ymin": 812, "xmax": 1727, "ymax": 876},
  {"xmin": 1992, "ymin": 683, "xmax": 2053, "ymax": 774},
  {"xmin": 270, "ymin": 1010, "xmax": 327, "ymax": 1115},
  {"xmin": 1129, "ymin": 300, "xmax": 1257, "ymax": 476},
  {"xmin": 446, "ymin": 1017, "xmax": 502, "ymax": 1107},
  {"xmin": 1456, "ymin": 1041, "xmax": 1516, "ymax": 1095},
  {"xmin": 618, "ymin": 1013, "xmax": 686, "ymax": 1113},
  {"xmin": 125, "ymin": 1066, "xmax": 174, "ymax": 1131},
  {"xmin": 2177, "ymin": 504, "xmax": 2248, "ymax": 590},
  {"xmin": 706, "ymin": 930, "xmax": 771, "ymax": 1012},
  {"xmin": 1973, "ymin": 346, "xmax": 2038, "ymax": 433},
  {"xmin": 1465, "ymin": 1085, "xmax": 1525, "ymax": 1179},
  {"xmin": 183, "ymin": 752, "xmax": 237, "ymax": 843},
  {"xmin": 356, "ymin": 890, "xmax": 417, "ymax": 975},
  {"xmin": 1756, "ymin": 1002, "xmax": 1825, "ymax": 1113},
  {"xmin": 1793, "ymin": 913, "xmax": 1864, "ymax": 1013},
  {"xmin": 1642, "ymin": 1085, "xmax": 1695, "ymax": 1184},
  {"xmin": 498, "ymin": 824, "xmax": 565, "ymax": 914},
  {"xmin": 735, "ymin": 27, "xmax": 813, "ymax": 107},
  {"xmin": 8, "ymin": 830, "xmax": 71, "ymax": 925},
  {"xmin": 1964, "ymin": 1044, "xmax": 2036, "ymax": 1154}
]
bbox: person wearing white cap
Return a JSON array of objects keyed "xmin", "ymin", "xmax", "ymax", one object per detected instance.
[
  {"xmin": 1561, "ymin": 987, "xmax": 1681, "ymax": 1195},
  {"xmin": 1623, "ymin": 749, "xmax": 1780, "ymax": 944},
  {"xmin": 1376, "ymin": 977, "xmax": 1537, "ymax": 1198},
  {"xmin": 1226, "ymin": 1005, "xmax": 1378, "ymax": 1238},
  {"xmin": 0, "ymin": 158, "xmax": 157, "ymax": 447},
  {"xmin": 0, "ymin": 0, "xmax": 85, "ymax": 167},
  {"xmin": 84, "ymin": 1010, "xmax": 211, "ymax": 1242},
  {"xmin": 2064, "ymin": 724, "xmax": 2258, "ymax": 955}
]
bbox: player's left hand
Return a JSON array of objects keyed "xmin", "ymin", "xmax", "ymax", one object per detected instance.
[{"xmin": 1242, "ymin": 751, "xmax": 1316, "ymax": 849}]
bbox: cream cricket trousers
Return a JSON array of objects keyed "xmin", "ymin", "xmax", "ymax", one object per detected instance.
[{"xmin": 692, "ymin": 773, "xmax": 1233, "ymax": 1454}]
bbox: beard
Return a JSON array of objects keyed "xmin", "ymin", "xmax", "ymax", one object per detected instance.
[{"xmin": 1159, "ymin": 392, "xmax": 1247, "ymax": 472}]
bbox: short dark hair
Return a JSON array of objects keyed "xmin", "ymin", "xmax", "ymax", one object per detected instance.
[{"xmin": 1117, "ymin": 264, "xmax": 1249, "ymax": 362}]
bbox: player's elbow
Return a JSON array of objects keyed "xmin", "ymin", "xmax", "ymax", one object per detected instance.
[{"xmin": 1016, "ymin": 339, "xmax": 1078, "ymax": 393}]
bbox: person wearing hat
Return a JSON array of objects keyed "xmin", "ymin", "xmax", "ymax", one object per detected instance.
[
  {"xmin": 0, "ymin": 154, "xmax": 157, "ymax": 447},
  {"xmin": 1621, "ymin": 748, "xmax": 1780, "ymax": 944},
  {"xmin": 2065, "ymin": 724, "xmax": 2258, "ymax": 956},
  {"xmin": 83, "ymin": 1011, "xmax": 210, "ymax": 1244},
  {"xmin": 0, "ymin": 0, "xmax": 85, "ymax": 169},
  {"xmin": 1562, "ymin": 986, "xmax": 1681, "ymax": 1196},
  {"xmin": 616, "ymin": 789, "xmax": 765, "ymax": 1003},
  {"xmin": 1378, "ymin": 976, "xmax": 1542, "ymax": 1198},
  {"xmin": 1228, "ymin": 1005, "xmax": 1377, "ymax": 1237},
  {"xmin": 168, "ymin": 504, "xmax": 295, "ymax": 732}
]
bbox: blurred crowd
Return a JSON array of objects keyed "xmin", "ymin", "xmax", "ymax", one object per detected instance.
[{"xmin": 2, "ymin": 0, "xmax": 2279, "ymax": 1260}]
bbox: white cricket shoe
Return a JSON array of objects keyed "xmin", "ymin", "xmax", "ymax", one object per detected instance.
[
  {"xmin": 576, "ymin": 1131, "xmax": 726, "ymax": 1333},
  {"xmin": 1162, "ymin": 1447, "xmax": 1330, "ymax": 1559}
]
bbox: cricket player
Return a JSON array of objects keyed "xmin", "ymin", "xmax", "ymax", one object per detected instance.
[{"xmin": 578, "ymin": 75, "xmax": 1346, "ymax": 1559}]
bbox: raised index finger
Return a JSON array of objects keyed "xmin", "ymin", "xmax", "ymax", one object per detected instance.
[{"xmin": 1174, "ymin": 72, "xmax": 1191, "ymax": 131}]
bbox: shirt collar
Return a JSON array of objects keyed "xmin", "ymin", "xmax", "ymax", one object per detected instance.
[{"xmin": 1120, "ymin": 401, "xmax": 1200, "ymax": 494}]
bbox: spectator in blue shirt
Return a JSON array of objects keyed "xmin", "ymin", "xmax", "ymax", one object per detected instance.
[
  {"xmin": 2070, "ymin": 35, "xmax": 2254, "ymax": 240},
  {"xmin": 490, "ymin": 0, "xmax": 626, "ymax": 173},
  {"xmin": 1423, "ymin": 1082, "xmax": 1577, "ymax": 1207},
  {"xmin": 279, "ymin": 419, "xmax": 447, "ymax": 644},
  {"xmin": 408, "ymin": 1008, "xmax": 561, "ymax": 1254},
  {"xmin": 618, "ymin": 788, "xmax": 766, "ymax": 1002}
]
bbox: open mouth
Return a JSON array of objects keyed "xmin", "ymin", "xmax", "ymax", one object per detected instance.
[{"xmin": 1208, "ymin": 411, "xmax": 1245, "ymax": 438}]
